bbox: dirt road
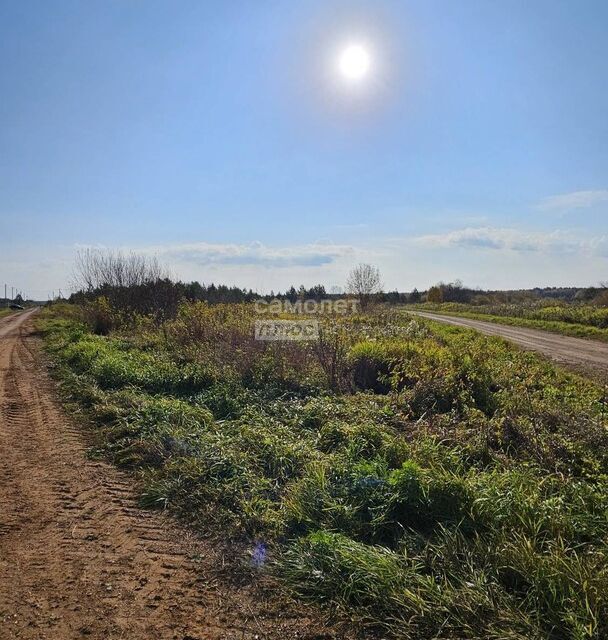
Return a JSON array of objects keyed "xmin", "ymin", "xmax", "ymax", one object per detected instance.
[
  {"xmin": 0, "ymin": 311, "xmax": 343, "ymax": 640},
  {"xmin": 409, "ymin": 310, "xmax": 608, "ymax": 377}
]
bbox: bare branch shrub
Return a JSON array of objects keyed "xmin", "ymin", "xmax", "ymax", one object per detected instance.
[
  {"xmin": 73, "ymin": 248, "xmax": 165, "ymax": 291},
  {"xmin": 72, "ymin": 248, "xmax": 178, "ymax": 322},
  {"xmin": 346, "ymin": 264, "xmax": 383, "ymax": 310},
  {"xmin": 314, "ymin": 322, "xmax": 352, "ymax": 392}
]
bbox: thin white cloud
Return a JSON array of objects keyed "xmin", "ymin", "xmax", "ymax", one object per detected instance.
[
  {"xmin": 140, "ymin": 241, "xmax": 355, "ymax": 269},
  {"xmin": 591, "ymin": 236, "xmax": 608, "ymax": 258},
  {"xmin": 414, "ymin": 227, "xmax": 602, "ymax": 255},
  {"xmin": 537, "ymin": 190, "xmax": 608, "ymax": 211}
]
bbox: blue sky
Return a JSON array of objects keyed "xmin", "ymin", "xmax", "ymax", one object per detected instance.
[{"xmin": 1, "ymin": 0, "xmax": 607, "ymax": 297}]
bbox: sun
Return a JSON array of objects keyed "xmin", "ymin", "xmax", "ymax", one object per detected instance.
[{"xmin": 338, "ymin": 44, "xmax": 371, "ymax": 81}]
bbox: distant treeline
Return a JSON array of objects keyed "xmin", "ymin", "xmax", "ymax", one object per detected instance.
[
  {"xmin": 423, "ymin": 281, "xmax": 608, "ymax": 305},
  {"xmin": 68, "ymin": 247, "xmax": 606, "ymax": 321},
  {"xmin": 70, "ymin": 279, "xmax": 608, "ymax": 318}
]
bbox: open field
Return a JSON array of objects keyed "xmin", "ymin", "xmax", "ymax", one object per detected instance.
[
  {"xmin": 31, "ymin": 300, "xmax": 608, "ymax": 640},
  {"xmin": 413, "ymin": 303, "xmax": 608, "ymax": 343}
]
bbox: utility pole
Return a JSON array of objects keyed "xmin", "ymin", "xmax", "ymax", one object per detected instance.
[{"xmin": 11, "ymin": 286, "xmax": 14, "ymax": 300}]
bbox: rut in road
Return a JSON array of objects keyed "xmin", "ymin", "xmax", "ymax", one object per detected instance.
[{"xmin": 0, "ymin": 312, "xmax": 343, "ymax": 640}]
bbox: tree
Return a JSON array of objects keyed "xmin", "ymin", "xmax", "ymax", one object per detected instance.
[
  {"xmin": 385, "ymin": 290, "xmax": 401, "ymax": 304},
  {"xmin": 346, "ymin": 264, "xmax": 382, "ymax": 310},
  {"xmin": 440, "ymin": 279, "xmax": 472, "ymax": 303},
  {"xmin": 426, "ymin": 286, "xmax": 443, "ymax": 303},
  {"xmin": 307, "ymin": 284, "xmax": 327, "ymax": 300},
  {"xmin": 410, "ymin": 288, "xmax": 421, "ymax": 304}
]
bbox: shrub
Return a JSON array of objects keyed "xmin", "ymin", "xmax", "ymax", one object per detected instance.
[
  {"xmin": 83, "ymin": 296, "xmax": 117, "ymax": 335},
  {"xmin": 348, "ymin": 340, "xmax": 408, "ymax": 393},
  {"xmin": 314, "ymin": 322, "xmax": 352, "ymax": 391}
]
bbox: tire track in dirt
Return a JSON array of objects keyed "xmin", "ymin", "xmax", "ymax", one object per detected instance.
[{"xmin": 0, "ymin": 311, "xmax": 347, "ymax": 640}]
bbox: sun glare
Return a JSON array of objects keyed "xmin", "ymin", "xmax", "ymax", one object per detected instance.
[{"xmin": 338, "ymin": 44, "xmax": 371, "ymax": 81}]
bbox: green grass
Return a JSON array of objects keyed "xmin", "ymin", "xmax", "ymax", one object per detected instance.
[
  {"xmin": 0, "ymin": 308, "xmax": 15, "ymax": 319},
  {"xmin": 411, "ymin": 303, "xmax": 608, "ymax": 342},
  {"xmin": 37, "ymin": 302, "xmax": 608, "ymax": 639}
]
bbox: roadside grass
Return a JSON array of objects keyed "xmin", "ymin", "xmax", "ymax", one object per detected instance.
[
  {"xmin": 38, "ymin": 302, "xmax": 608, "ymax": 639},
  {"xmin": 411, "ymin": 303, "xmax": 608, "ymax": 342},
  {"xmin": 0, "ymin": 308, "xmax": 14, "ymax": 320}
]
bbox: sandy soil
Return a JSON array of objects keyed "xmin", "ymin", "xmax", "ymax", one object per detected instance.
[
  {"xmin": 0, "ymin": 311, "xmax": 350, "ymax": 640},
  {"xmin": 409, "ymin": 310, "xmax": 608, "ymax": 379}
]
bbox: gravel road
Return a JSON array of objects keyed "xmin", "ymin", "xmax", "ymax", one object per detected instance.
[{"xmin": 409, "ymin": 311, "xmax": 608, "ymax": 378}]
